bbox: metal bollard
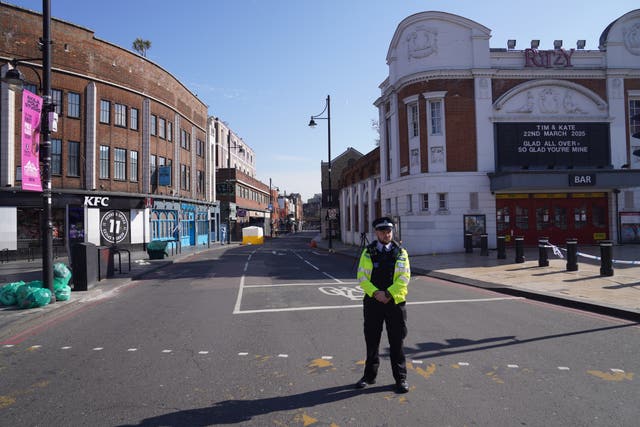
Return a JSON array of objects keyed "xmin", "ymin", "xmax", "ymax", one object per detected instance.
[
  {"xmin": 496, "ymin": 236, "xmax": 506, "ymax": 259},
  {"xmin": 566, "ymin": 239, "xmax": 578, "ymax": 271},
  {"xmin": 538, "ymin": 237, "xmax": 549, "ymax": 267},
  {"xmin": 480, "ymin": 234, "xmax": 488, "ymax": 256},
  {"xmin": 599, "ymin": 240, "xmax": 614, "ymax": 277},
  {"xmin": 515, "ymin": 236, "xmax": 525, "ymax": 263},
  {"xmin": 464, "ymin": 233, "xmax": 473, "ymax": 253}
]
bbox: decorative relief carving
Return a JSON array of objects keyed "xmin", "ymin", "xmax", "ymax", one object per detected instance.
[
  {"xmin": 539, "ymin": 88, "xmax": 560, "ymax": 114},
  {"xmin": 623, "ymin": 22, "xmax": 640, "ymax": 55},
  {"xmin": 611, "ymin": 78, "xmax": 623, "ymax": 99},
  {"xmin": 507, "ymin": 87, "xmax": 594, "ymax": 115},
  {"xmin": 407, "ymin": 26, "xmax": 437, "ymax": 60},
  {"xmin": 430, "ymin": 146, "xmax": 444, "ymax": 164}
]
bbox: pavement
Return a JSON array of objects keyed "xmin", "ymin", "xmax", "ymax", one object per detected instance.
[{"xmin": 0, "ymin": 233, "xmax": 638, "ymax": 339}]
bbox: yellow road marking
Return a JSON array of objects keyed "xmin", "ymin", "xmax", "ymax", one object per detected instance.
[
  {"xmin": 408, "ymin": 361, "xmax": 436, "ymax": 380},
  {"xmin": 587, "ymin": 370, "xmax": 634, "ymax": 382}
]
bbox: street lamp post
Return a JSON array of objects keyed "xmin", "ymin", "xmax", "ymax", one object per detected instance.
[
  {"xmin": 308, "ymin": 95, "xmax": 333, "ymax": 251},
  {"xmin": 2, "ymin": 0, "xmax": 55, "ymax": 299}
]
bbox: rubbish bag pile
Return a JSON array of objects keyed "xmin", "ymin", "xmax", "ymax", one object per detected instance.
[{"xmin": 0, "ymin": 262, "xmax": 73, "ymax": 309}]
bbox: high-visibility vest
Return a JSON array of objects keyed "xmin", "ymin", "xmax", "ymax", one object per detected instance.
[{"xmin": 357, "ymin": 242, "xmax": 410, "ymax": 304}]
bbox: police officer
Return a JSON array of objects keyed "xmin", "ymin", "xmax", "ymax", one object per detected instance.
[{"xmin": 355, "ymin": 217, "xmax": 411, "ymax": 393}]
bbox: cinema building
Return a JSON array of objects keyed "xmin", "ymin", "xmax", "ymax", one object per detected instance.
[
  {"xmin": 340, "ymin": 9, "xmax": 640, "ymax": 255},
  {"xmin": 0, "ymin": 4, "xmax": 216, "ymax": 257}
]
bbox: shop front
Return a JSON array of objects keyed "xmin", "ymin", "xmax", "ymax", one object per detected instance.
[{"xmin": 496, "ymin": 192, "xmax": 608, "ymax": 245}]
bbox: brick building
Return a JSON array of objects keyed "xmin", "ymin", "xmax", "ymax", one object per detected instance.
[
  {"xmin": 0, "ymin": 3, "xmax": 213, "ymax": 255},
  {"xmin": 344, "ymin": 9, "xmax": 640, "ymax": 255}
]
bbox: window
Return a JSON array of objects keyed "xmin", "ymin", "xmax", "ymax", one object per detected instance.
[
  {"xmin": 115, "ymin": 103, "xmax": 127, "ymax": 127},
  {"xmin": 67, "ymin": 92, "xmax": 80, "ymax": 118},
  {"xmin": 150, "ymin": 154, "xmax": 157, "ymax": 186},
  {"xmin": 196, "ymin": 139, "xmax": 204, "ymax": 157},
  {"xmin": 99, "ymin": 145, "xmax": 110, "ymax": 178},
  {"xmin": 437, "ymin": 192, "xmax": 447, "ymax": 210},
  {"xmin": 167, "ymin": 121, "xmax": 172, "ymax": 142},
  {"xmin": 631, "ymin": 99, "xmax": 640, "ymax": 165},
  {"xmin": 24, "ymin": 83, "xmax": 37, "ymax": 94},
  {"xmin": 130, "ymin": 108, "xmax": 139, "ymax": 130},
  {"xmin": 385, "ymin": 198, "xmax": 391, "ymax": 214},
  {"xmin": 421, "ymin": 194, "xmax": 429, "ymax": 211},
  {"xmin": 68, "ymin": 141, "xmax": 80, "ymax": 177},
  {"xmin": 180, "ymin": 128, "xmax": 190, "ymax": 150},
  {"xmin": 51, "ymin": 139, "xmax": 62, "ymax": 175},
  {"xmin": 429, "ymin": 100, "xmax": 443, "ymax": 135},
  {"xmin": 130, "ymin": 150, "xmax": 138, "ymax": 182},
  {"xmin": 158, "ymin": 117, "xmax": 166, "ymax": 139},
  {"xmin": 408, "ymin": 103, "xmax": 419, "ymax": 137},
  {"xmin": 150, "ymin": 115, "xmax": 157, "ymax": 136},
  {"xmin": 180, "ymin": 164, "xmax": 190, "ymax": 190},
  {"xmin": 158, "ymin": 156, "xmax": 166, "ymax": 168},
  {"xmin": 100, "ymin": 100, "xmax": 110, "ymax": 124},
  {"xmin": 406, "ymin": 194, "xmax": 413, "ymax": 213},
  {"xmin": 114, "ymin": 148, "xmax": 126, "ymax": 181},
  {"xmin": 197, "ymin": 170, "xmax": 204, "ymax": 194},
  {"xmin": 51, "ymin": 89, "xmax": 62, "ymax": 115}
]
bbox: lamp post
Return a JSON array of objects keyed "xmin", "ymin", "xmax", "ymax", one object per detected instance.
[
  {"xmin": 2, "ymin": 0, "xmax": 55, "ymax": 299},
  {"xmin": 308, "ymin": 95, "xmax": 333, "ymax": 251}
]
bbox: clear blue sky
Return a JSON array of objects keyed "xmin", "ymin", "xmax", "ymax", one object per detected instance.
[{"xmin": 7, "ymin": 0, "xmax": 639, "ymax": 200}]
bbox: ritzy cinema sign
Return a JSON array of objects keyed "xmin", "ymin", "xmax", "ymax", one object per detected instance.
[{"xmin": 524, "ymin": 48, "xmax": 574, "ymax": 68}]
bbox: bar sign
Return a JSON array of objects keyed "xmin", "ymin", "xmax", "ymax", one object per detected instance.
[{"xmin": 569, "ymin": 173, "xmax": 596, "ymax": 186}]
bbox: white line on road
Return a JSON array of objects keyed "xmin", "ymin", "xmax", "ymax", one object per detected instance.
[
  {"xmin": 238, "ymin": 352, "xmax": 249, "ymax": 356},
  {"xmin": 278, "ymin": 354, "xmax": 289, "ymax": 358},
  {"xmin": 243, "ymin": 282, "xmax": 358, "ymax": 288},
  {"xmin": 234, "ymin": 296, "xmax": 523, "ymax": 314},
  {"xmin": 558, "ymin": 366, "xmax": 570, "ymax": 370},
  {"xmin": 507, "ymin": 364, "xmax": 519, "ymax": 368},
  {"xmin": 304, "ymin": 260, "xmax": 320, "ymax": 271}
]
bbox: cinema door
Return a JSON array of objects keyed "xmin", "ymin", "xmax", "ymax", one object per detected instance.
[{"xmin": 496, "ymin": 192, "xmax": 608, "ymax": 245}]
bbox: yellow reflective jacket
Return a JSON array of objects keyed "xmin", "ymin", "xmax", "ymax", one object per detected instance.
[{"xmin": 357, "ymin": 243, "xmax": 410, "ymax": 304}]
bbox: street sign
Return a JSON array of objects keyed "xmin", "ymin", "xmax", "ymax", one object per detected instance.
[{"xmin": 328, "ymin": 208, "xmax": 337, "ymax": 219}]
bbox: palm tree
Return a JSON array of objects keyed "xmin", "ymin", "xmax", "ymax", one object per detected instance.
[{"xmin": 132, "ymin": 38, "xmax": 151, "ymax": 57}]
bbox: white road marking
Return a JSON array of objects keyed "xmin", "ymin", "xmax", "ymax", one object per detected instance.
[
  {"xmin": 93, "ymin": 347, "xmax": 104, "ymax": 351},
  {"xmin": 411, "ymin": 360, "xmax": 423, "ymax": 364},
  {"xmin": 162, "ymin": 349, "xmax": 172, "ymax": 353},
  {"xmin": 278, "ymin": 354, "xmax": 289, "ymax": 358},
  {"xmin": 321, "ymin": 356, "xmax": 333, "ymax": 360},
  {"xmin": 127, "ymin": 348, "xmax": 138, "ymax": 352},
  {"xmin": 507, "ymin": 364, "xmax": 519, "ymax": 368},
  {"xmin": 238, "ymin": 352, "xmax": 249, "ymax": 356},
  {"xmin": 458, "ymin": 362, "xmax": 470, "ymax": 366},
  {"xmin": 61, "ymin": 346, "xmax": 71, "ymax": 350},
  {"xmin": 558, "ymin": 366, "xmax": 570, "ymax": 370},
  {"xmin": 3, "ymin": 344, "xmax": 14, "ymax": 348},
  {"xmin": 304, "ymin": 260, "xmax": 320, "ymax": 270},
  {"xmin": 198, "ymin": 351, "xmax": 209, "ymax": 355},
  {"xmin": 322, "ymin": 271, "xmax": 343, "ymax": 283},
  {"xmin": 611, "ymin": 368, "xmax": 625, "ymax": 373},
  {"xmin": 244, "ymin": 282, "xmax": 358, "ymax": 288},
  {"xmin": 233, "ymin": 274, "xmax": 246, "ymax": 314},
  {"xmin": 234, "ymin": 297, "xmax": 524, "ymax": 314}
]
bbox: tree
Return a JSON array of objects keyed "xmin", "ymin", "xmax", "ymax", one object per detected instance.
[{"xmin": 132, "ymin": 38, "xmax": 151, "ymax": 57}]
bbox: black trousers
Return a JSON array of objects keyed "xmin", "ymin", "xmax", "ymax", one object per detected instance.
[{"xmin": 362, "ymin": 296, "xmax": 407, "ymax": 382}]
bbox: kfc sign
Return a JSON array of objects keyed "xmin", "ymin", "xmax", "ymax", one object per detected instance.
[{"xmin": 84, "ymin": 196, "xmax": 110, "ymax": 207}]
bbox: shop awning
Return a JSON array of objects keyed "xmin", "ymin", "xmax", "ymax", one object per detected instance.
[{"xmin": 488, "ymin": 169, "xmax": 640, "ymax": 192}]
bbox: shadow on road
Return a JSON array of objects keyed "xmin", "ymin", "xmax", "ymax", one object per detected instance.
[{"xmin": 117, "ymin": 383, "xmax": 392, "ymax": 426}]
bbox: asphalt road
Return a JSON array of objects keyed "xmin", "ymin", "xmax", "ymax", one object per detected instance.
[{"xmin": 0, "ymin": 234, "xmax": 638, "ymax": 426}]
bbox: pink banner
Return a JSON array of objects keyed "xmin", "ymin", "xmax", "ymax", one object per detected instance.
[{"xmin": 21, "ymin": 89, "xmax": 43, "ymax": 192}]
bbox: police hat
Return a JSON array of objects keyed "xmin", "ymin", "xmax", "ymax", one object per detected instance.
[{"xmin": 373, "ymin": 216, "xmax": 394, "ymax": 230}]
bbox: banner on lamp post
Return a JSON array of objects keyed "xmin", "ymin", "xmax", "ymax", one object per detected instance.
[{"xmin": 21, "ymin": 89, "xmax": 43, "ymax": 192}]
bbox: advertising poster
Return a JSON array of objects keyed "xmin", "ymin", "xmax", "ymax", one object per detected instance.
[
  {"xmin": 21, "ymin": 89, "xmax": 43, "ymax": 192},
  {"xmin": 620, "ymin": 212, "xmax": 640, "ymax": 244}
]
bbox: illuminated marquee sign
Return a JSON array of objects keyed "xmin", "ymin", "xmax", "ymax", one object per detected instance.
[{"xmin": 496, "ymin": 122, "xmax": 610, "ymax": 169}]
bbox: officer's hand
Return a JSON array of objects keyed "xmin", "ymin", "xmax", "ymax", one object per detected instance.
[{"xmin": 374, "ymin": 290, "xmax": 390, "ymax": 304}]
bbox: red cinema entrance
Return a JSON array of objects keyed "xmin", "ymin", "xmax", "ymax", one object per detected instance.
[{"xmin": 496, "ymin": 192, "xmax": 609, "ymax": 246}]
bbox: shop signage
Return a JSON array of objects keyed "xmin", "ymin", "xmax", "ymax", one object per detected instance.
[
  {"xmin": 524, "ymin": 48, "xmax": 574, "ymax": 68},
  {"xmin": 20, "ymin": 90, "xmax": 43, "ymax": 192},
  {"xmin": 569, "ymin": 173, "xmax": 596, "ymax": 186},
  {"xmin": 84, "ymin": 196, "xmax": 110, "ymax": 207},
  {"xmin": 496, "ymin": 122, "xmax": 610, "ymax": 169},
  {"xmin": 100, "ymin": 210, "xmax": 129, "ymax": 244}
]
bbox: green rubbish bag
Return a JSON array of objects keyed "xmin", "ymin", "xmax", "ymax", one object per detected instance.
[
  {"xmin": 53, "ymin": 263, "xmax": 72, "ymax": 280},
  {"xmin": 55, "ymin": 285, "xmax": 71, "ymax": 302},
  {"xmin": 0, "ymin": 281, "xmax": 25, "ymax": 306},
  {"xmin": 18, "ymin": 288, "xmax": 52, "ymax": 309}
]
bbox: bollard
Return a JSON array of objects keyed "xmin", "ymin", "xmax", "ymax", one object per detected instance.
[
  {"xmin": 496, "ymin": 236, "xmax": 506, "ymax": 259},
  {"xmin": 480, "ymin": 234, "xmax": 488, "ymax": 256},
  {"xmin": 538, "ymin": 237, "xmax": 549, "ymax": 267},
  {"xmin": 515, "ymin": 236, "xmax": 525, "ymax": 263},
  {"xmin": 464, "ymin": 233, "xmax": 473, "ymax": 253},
  {"xmin": 599, "ymin": 240, "xmax": 614, "ymax": 277},
  {"xmin": 566, "ymin": 239, "xmax": 578, "ymax": 271}
]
